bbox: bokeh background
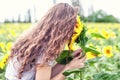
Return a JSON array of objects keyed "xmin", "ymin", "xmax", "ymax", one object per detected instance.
[{"xmin": 0, "ymin": 0, "xmax": 120, "ymax": 80}]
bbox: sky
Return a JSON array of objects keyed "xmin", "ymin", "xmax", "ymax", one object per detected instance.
[
  {"xmin": 81, "ymin": 0, "xmax": 120, "ymax": 18},
  {"xmin": 0, "ymin": 0, "xmax": 120, "ymax": 22}
]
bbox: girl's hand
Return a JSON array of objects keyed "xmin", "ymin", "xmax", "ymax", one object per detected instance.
[
  {"xmin": 72, "ymin": 49, "xmax": 82, "ymax": 58},
  {"xmin": 65, "ymin": 49, "xmax": 86, "ymax": 70}
]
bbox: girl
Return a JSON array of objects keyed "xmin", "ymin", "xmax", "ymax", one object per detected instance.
[{"xmin": 5, "ymin": 3, "xmax": 86, "ymax": 80}]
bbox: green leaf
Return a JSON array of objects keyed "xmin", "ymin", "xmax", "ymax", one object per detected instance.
[
  {"xmin": 56, "ymin": 50, "xmax": 73, "ymax": 64},
  {"xmin": 63, "ymin": 68, "xmax": 85, "ymax": 76},
  {"xmin": 116, "ymin": 42, "xmax": 120, "ymax": 50},
  {"xmin": 85, "ymin": 47, "xmax": 100, "ymax": 54},
  {"xmin": 86, "ymin": 57, "xmax": 101, "ymax": 64},
  {"xmin": 91, "ymin": 33, "xmax": 105, "ymax": 39},
  {"xmin": 63, "ymin": 69, "xmax": 80, "ymax": 76},
  {"xmin": 89, "ymin": 46, "xmax": 97, "ymax": 49},
  {"xmin": 75, "ymin": 26, "xmax": 88, "ymax": 46},
  {"xmin": 65, "ymin": 77, "xmax": 74, "ymax": 80}
]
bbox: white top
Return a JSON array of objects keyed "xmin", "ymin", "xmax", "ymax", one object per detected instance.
[{"xmin": 5, "ymin": 57, "xmax": 55, "ymax": 80}]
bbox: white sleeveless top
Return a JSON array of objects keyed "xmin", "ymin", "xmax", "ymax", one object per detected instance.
[{"xmin": 5, "ymin": 57, "xmax": 55, "ymax": 80}]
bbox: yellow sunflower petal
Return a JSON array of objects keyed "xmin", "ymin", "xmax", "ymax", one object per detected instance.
[
  {"xmin": 86, "ymin": 52, "xmax": 97, "ymax": 60},
  {"xmin": 0, "ymin": 53, "xmax": 10, "ymax": 69},
  {"xmin": 68, "ymin": 16, "xmax": 83, "ymax": 50}
]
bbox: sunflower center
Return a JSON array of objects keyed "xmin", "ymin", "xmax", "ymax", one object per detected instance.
[
  {"xmin": 106, "ymin": 49, "xmax": 110, "ymax": 54},
  {"xmin": 105, "ymin": 33, "xmax": 108, "ymax": 36}
]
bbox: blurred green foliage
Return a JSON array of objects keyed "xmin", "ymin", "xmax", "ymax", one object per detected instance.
[{"xmin": 82, "ymin": 10, "xmax": 119, "ymax": 23}]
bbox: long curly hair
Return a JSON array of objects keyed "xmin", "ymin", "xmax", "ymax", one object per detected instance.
[{"xmin": 9, "ymin": 3, "xmax": 78, "ymax": 79}]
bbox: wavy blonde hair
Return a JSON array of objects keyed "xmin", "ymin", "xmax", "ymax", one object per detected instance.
[{"xmin": 9, "ymin": 3, "xmax": 78, "ymax": 78}]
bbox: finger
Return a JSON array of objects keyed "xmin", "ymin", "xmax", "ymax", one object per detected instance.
[
  {"xmin": 73, "ymin": 49, "xmax": 82, "ymax": 58},
  {"xmin": 79, "ymin": 63, "xmax": 84, "ymax": 68},
  {"xmin": 79, "ymin": 55, "xmax": 86, "ymax": 62},
  {"xmin": 72, "ymin": 49, "xmax": 81, "ymax": 57},
  {"xmin": 74, "ymin": 53, "xmax": 83, "ymax": 59}
]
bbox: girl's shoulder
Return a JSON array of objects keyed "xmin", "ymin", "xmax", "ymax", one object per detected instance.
[
  {"xmin": 5, "ymin": 56, "xmax": 36, "ymax": 80},
  {"xmin": 5, "ymin": 57, "xmax": 20, "ymax": 80}
]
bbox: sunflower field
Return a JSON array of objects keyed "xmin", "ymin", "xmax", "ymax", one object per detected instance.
[{"xmin": 0, "ymin": 23, "xmax": 120, "ymax": 80}]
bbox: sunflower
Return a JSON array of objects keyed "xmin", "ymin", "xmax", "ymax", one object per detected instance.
[
  {"xmin": 102, "ymin": 30, "xmax": 110, "ymax": 39},
  {"xmin": 6, "ymin": 42, "xmax": 12, "ymax": 52},
  {"xmin": 0, "ymin": 53, "xmax": 10, "ymax": 69},
  {"xmin": 68, "ymin": 16, "xmax": 83, "ymax": 50},
  {"xmin": 0, "ymin": 42, "xmax": 6, "ymax": 52},
  {"xmin": 103, "ymin": 46, "xmax": 113, "ymax": 58},
  {"xmin": 86, "ymin": 51, "xmax": 102, "ymax": 60},
  {"xmin": 86, "ymin": 52, "xmax": 97, "ymax": 60}
]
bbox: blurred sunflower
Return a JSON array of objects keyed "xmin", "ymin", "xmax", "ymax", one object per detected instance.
[
  {"xmin": 102, "ymin": 30, "xmax": 110, "ymax": 39},
  {"xmin": 10, "ymin": 30, "xmax": 16, "ymax": 37},
  {"xmin": 86, "ymin": 52, "xmax": 97, "ymax": 60},
  {"xmin": 0, "ymin": 42, "xmax": 6, "ymax": 52},
  {"xmin": 0, "ymin": 29, "xmax": 5, "ymax": 34},
  {"xmin": 0, "ymin": 53, "xmax": 10, "ymax": 69},
  {"xmin": 87, "ymin": 27, "xmax": 98, "ymax": 34},
  {"xmin": 103, "ymin": 46, "xmax": 113, "ymax": 58},
  {"xmin": 6, "ymin": 42, "xmax": 13, "ymax": 52},
  {"xmin": 86, "ymin": 52, "xmax": 102, "ymax": 60},
  {"xmin": 110, "ymin": 31, "xmax": 116, "ymax": 38}
]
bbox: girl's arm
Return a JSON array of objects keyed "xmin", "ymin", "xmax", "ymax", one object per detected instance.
[
  {"xmin": 35, "ymin": 64, "xmax": 52, "ymax": 80},
  {"xmin": 36, "ymin": 49, "xmax": 86, "ymax": 80},
  {"xmin": 35, "ymin": 63, "xmax": 66, "ymax": 80},
  {"xmin": 51, "ymin": 64, "xmax": 70, "ymax": 80},
  {"xmin": 51, "ymin": 55, "xmax": 86, "ymax": 80},
  {"xmin": 51, "ymin": 64, "xmax": 65, "ymax": 78}
]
